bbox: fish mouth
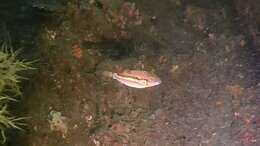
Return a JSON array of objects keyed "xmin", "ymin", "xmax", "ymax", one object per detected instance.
[
  {"xmin": 155, "ymin": 79, "xmax": 162, "ymax": 85},
  {"xmin": 149, "ymin": 79, "xmax": 162, "ymax": 87}
]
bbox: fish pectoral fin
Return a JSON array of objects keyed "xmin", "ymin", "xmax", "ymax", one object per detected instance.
[{"xmin": 139, "ymin": 79, "xmax": 148, "ymax": 85}]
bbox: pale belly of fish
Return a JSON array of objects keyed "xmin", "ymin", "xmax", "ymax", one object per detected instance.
[{"xmin": 107, "ymin": 70, "xmax": 161, "ymax": 88}]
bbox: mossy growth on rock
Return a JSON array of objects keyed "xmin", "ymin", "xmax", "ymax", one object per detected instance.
[{"xmin": 0, "ymin": 42, "xmax": 33, "ymax": 144}]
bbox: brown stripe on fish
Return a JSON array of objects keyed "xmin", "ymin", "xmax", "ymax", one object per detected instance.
[
  {"xmin": 116, "ymin": 72, "xmax": 148, "ymax": 81},
  {"xmin": 112, "ymin": 73, "xmax": 148, "ymax": 85},
  {"xmin": 117, "ymin": 77, "xmax": 148, "ymax": 86}
]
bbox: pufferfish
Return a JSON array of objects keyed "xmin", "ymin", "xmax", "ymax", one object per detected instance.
[{"xmin": 103, "ymin": 70, "xmax": 161, "ymax": 88}]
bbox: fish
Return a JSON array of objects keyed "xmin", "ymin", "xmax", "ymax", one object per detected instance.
[{"xmin": 103, "ymin": 70, "xmax": 161, "ymax": 88}]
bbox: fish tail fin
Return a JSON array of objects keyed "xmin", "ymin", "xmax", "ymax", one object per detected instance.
[{"xmin": 102, "ymin": 71, "xmax": 114, "ymax": 78}]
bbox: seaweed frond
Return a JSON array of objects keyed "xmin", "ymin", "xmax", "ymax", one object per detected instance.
[{"xmin": 0, "ymin": 42, "xmax": 33, "ymax": 143}]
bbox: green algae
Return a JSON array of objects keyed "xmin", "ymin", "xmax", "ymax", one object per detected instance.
[{"xmin": 0, "ymin": 42, "xmax": 33, "ymax": 144}]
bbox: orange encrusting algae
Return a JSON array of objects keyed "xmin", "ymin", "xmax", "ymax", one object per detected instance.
[{"xmin": 72, "ymin": 45, "xmax": 83, "ymax": 59}]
